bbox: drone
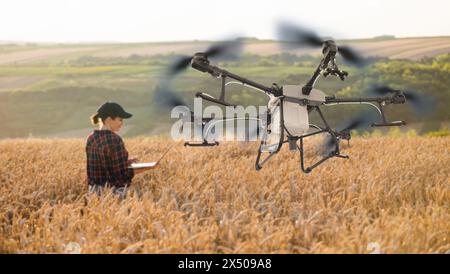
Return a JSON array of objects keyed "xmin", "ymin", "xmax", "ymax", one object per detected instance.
[{"xmin": 156, "ymin": 23, "xmax": 433, "ymax": 173}]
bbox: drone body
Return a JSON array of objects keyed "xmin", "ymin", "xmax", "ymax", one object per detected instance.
[
  {"xmin": 258, "ymin": 86, "xmax": 324, "ymax": 153},
  {"xmin": 282, "ymin": 86, "xmax": 325, "ymax": 136}
]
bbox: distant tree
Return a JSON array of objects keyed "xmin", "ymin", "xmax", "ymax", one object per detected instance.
[{"xmin": 373, "ymin": 35, "xmax": 396, "ymax": 40}]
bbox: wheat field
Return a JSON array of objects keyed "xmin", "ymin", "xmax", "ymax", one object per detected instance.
[{"xmin": 0, "ymin": 136, "xmax": 449, "ymax": 253}]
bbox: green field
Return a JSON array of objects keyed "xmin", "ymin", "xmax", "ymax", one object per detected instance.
[{"xmin": 1, "ymin": 38, "xmax": 449, "ymax": 139}]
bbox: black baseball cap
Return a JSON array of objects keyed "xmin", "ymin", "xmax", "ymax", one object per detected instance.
[{"xmin": 97, "ymin": 102, "xmax": 132, "ymax": 119}]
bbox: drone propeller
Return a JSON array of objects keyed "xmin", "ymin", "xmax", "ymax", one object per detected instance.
[
  {"xmin": 167, "ymin": 56, "xmax": 193, "ymax": 77},
  {"xmin": 277, "ymin": 22, "xmax": 323, "ymax": 47},
  {"xmin": 276, "ymin": 22, "xmax": 367, "ymax": 67},
  {"xmin": 340, "ymin": 110, "xmax": 379, "ymax": 132},
  {"xmin": 154, "ymin": 81, "xmax": 189, "ymax": 109},
  {"xmin": 322, "ymin": 134, "xmax": 338, "ymax": 156},
  {"xmin": 322, "ymin": 110, "xmax": 378, "ymax": 156},
  {"xmin": 369, "ymin": 85, "xmax": 435, "ymax": 116},
  {"xmin": 337, "ymin": 46, "xmax": 365, "ymax": 66},
  {"xmin": 157, "ymin": 39, "xmax": 242, "ymax": 111},
  {"xmin": 165, "ymin": 40, "xmax": 242, "ymax": 78}
]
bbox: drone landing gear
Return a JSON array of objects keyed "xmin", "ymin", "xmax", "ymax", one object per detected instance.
[
  {"xmin": 254, "ymin": 127, "xmax": 349, "ymax": 173},
  {"xmin": 255, "ymin": 150, "xmax": 278, "ymax": 170},
  {"xmin": 297, "ymin": 106, "xmax": 350, "ymax": 173},
  {"xmin": 184, "ymin": 141, "xmax": 219, "ymax": 147},
  {"xmin": 255, "ymin": 105, "xmax": 350, "ymax": 173},
  {"xmin": 298, "ymin": 134, "xmax": 349, "ymax": 174}
]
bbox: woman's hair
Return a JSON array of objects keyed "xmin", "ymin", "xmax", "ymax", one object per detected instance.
[
  {"xmin": 90, "ymin": 113, "xmax": 101, "ymax": 125},
  {"xmin": 90, "ymin": 113, "xmax": 117, "ymax": 125}
]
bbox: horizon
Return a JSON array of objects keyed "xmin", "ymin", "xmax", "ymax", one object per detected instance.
[{"xmin": 2, "ymin": 34, "xmax": 450, "ymax": 45}]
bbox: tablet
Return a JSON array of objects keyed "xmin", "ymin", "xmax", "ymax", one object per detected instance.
[
  {"xmin": 127, "ymin": 143, "xmax": 176, "ymax": 169},
  {"xmin": 129, "ymin": 162, "xmax": 158, "ymax": 169}
]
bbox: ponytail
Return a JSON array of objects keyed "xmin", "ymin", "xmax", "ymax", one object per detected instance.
[{"xmin": 90, "ymin": 113, "xmax": 100, "ymax": 125}]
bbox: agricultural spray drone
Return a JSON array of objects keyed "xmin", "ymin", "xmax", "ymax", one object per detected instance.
[{"xmin": 157, "ymin": 23, "xmax": 433, "ymax": 173}]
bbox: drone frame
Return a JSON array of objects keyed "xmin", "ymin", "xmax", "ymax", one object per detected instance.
[{"xmin": 182, "ymin": 40, "xmax": 407, "ymax": 173}]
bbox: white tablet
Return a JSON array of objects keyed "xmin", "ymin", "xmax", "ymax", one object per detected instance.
[
  {"xmin": 127, "ymin": 143, "xmax": 177, "ymax": 169},
  {"xmin": 129, "ymin": 162, "xmax": 158, "ymax": 169}
]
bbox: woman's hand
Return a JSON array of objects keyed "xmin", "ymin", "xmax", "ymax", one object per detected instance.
[{"xmin": 129, "ymin": 158, "xmax": 139, "ymax": 164}]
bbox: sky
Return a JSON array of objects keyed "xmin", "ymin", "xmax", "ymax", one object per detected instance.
[{"xmin": 1, "ymin": 0, "xmax": 449, "ymax": 43}]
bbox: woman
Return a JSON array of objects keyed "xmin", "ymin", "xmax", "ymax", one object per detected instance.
[{"xmin": 86, "ymin": 101, "xmax": 151, "ymax": 198}]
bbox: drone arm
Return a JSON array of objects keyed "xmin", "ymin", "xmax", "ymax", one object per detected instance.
[
  {"xmin": 222, "ymin": 69, "xmax": 280, "ymax": 96},
  {"xmin": 302, "ymin": 40, "xmax": 349, "ymax": 95},
  {"xmin": 191, "ymin": 56, "xmax": 282, "ymax": 97},
  {"xmin": 326, "ymin": 96, "xmax": 387, "ymax": 103},
  {"xmin": 302, "ymin": 63, "xmax": 322, "ymax": 95},
  {"xmin": 195, "ymin": 92, "xmax": 236, "ymax": 107},
  {"xmin": 324, "ymin": 93, "xmax": 407, "ymax": 105},
  {"xmin": 324, "ymin": 94, "xmax": 407, "ymax": 127}
]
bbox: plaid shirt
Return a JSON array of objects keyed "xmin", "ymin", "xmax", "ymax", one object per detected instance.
[{"xmin": 86, "ymin": 130, "xmax": 134, "ymax": 188}]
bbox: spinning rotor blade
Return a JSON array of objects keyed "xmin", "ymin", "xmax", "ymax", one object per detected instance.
[
  {"xmin": 204, "ymin": 40, "xmax": 242, "ymax": 59},
  {"xmin": 154, "ymin": 82, "xmax": 188, "ymax": 109},
  {"xmin": 369, "ymin": 85, "xmax": 397, "ymax": 95},
  {"xmin": 165, "ymin": 40, "xmax": 242, "ymax": 78},
  {"xmin": 277, "ymin": 22, "xmax": 323, "ymax": 47},
  {"xmin": 369, "ymin": 85, "xmax": 435, "ymax": 116},
  {"xmin": 340, "ymin": 110, "xmax": 378, "ymax": 132},
  {"xmin": 167, "ymin": 55, "xmax": 193, "ymax": 77},
  {"xmin": 403, "ymin": 91, "xmax": 435, "ymax": 116},
  {"xmin": 322, "ymin": 134, "xmax": 338, "ymax": 156},
  {"xmin": 337, "ymin": 45, "xmax": 366, "ymax": 67},
  {"xmin": 321, "ymin": 110, "xmax": 377, "ymax": 156},
  {"xmin": 276, "ymin": 22, "xmax": 367, "ymax": 67},
  {"xmin": 159, "ymin": 39, "xmax": 242, "ymax": 114}
]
